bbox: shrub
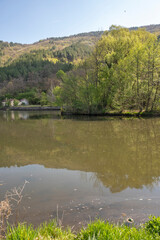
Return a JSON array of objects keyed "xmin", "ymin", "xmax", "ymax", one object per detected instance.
[{"xmin": 145, "ymin": 216, "xmax": 160, "ymax": 236}]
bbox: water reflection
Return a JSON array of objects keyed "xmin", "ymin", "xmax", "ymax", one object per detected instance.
[
  {"xmin": 2, "ymin": 111, "xmax": 29, "ymax": 120},
  {"xmin": 1, "ymin": 111, "xmax": 160, "ymax": 226},
  {"xmin": 0, "ymin": 112, "xmax": 160, "ymax": 193},
  {"xmin": 1, "ymin": 110, "xmax": 61, "ymax": 121}
]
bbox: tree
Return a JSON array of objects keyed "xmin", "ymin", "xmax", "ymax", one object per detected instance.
[{"xmin": 53, "ymin": 27, "xmax": 160, "ymax": 113}]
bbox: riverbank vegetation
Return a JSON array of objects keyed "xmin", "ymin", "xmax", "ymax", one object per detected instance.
[
  {"xmin": 4, "ymin": 216, "xmax": 160, "ymax": 239},
  {"xmin": 54, "ymin": 26, "xmax": 160, "ymax": 114},
  {"xmin": 1, "ymin": 26, "xmax": 160, "ymax": 114},
  {"xmin": 0, "ymin": 34, "xmax": 96, "ymax": 104}
]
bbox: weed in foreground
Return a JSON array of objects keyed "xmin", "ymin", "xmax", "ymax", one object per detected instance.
[
  {"xmin": 4, "ymin": 214, "xmax": 160, "ymax": 239},
  {"xmin": 76, "ymin": 219, "xmax": 160, "ymax": 240},
  {"xmin": 0, "ymin": 181, "xmax": 28, "ymax": 238},
  {"xmin": 6, "ymin": 221, "xmax": 75, "ymax": 240}
]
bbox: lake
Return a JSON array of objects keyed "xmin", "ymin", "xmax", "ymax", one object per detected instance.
[{"xmin": 1, "ymin": 111, "xmax": 160, "ymax": 229}]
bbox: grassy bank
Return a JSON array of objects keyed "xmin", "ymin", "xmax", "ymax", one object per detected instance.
[
  {"xmin": 4, "ymin": 216, "xmax": 160, "ymax": 240},
  {"xmin": 61, "ymin": 109, "xmax": 160, "ymax": 118}
]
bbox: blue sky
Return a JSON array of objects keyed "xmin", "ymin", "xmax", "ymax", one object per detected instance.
[{"xmin": 1, "ymin": 0, "xmax": 160, "ymax": 44}]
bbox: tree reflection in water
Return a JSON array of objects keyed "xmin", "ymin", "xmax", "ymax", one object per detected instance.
[{"xmin": 0, "ymin": 111, "xmax": 160, "ymax": 193}]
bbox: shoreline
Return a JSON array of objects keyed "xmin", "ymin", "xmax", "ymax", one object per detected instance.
[
  {"xmin": 4, "ymin": 216, "xmax": 160, "ymax": 239},
  {"xmin": 1, "ymin": 106, "xmax": 160, "ymax": 119},
  {"xmin": 61, "ymin": 110, "xmax": 160, "ymax": 118},
  {"xmin": 0, "ymin": 106, "xmax": 61, "ymax": 111}
]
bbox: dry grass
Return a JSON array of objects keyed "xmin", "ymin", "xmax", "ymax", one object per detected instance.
[{"xmin": 0, "ymin": 181, "xmax": 28, "ymax": 238}]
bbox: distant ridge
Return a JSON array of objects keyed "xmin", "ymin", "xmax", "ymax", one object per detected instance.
[
  {"xmin": 129, "ymin": 24, "xmax": 160, "ymax": 33},
  {"xmin": 0, "ymin": 24, "xmax": 160, "ymax": 68},
  {"xmin": 45, "ymin": 31, "xmax": 104, "ymax": 42},
  {"xmin": 1, "ymin": 24, "xmax": 160, "ymax": 45},
  {"xmin": 35, "ymin": 24, "xmax": 160, "ymax": 44}
]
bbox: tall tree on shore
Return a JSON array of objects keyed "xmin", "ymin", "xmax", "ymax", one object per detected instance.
[{"xmin": 54, "ymin": 26, "xmax": 160, "ymax": 113}]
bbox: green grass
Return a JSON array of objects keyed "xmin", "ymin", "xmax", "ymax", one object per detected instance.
[
  {"xmin": 6, "ymin": 221, "xmax": 75, "ymax": 240},
  {"xmin": 5, "ymin": 217, "xmax": 160, "ymax": 240},
  {"xmin": 77, "ymin": 220, "xmax": 160, "ymax": 240}
]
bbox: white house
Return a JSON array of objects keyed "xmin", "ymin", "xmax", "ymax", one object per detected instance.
[
  {"xmin": 10, "ymin": 99, "xmax": 15, "ymax": 107},
  {"xmin": 18, "ymin": 99, "xmax": 29, "ymax": 106},
  {"xmin": 2, "ymin": 101, "xmax": 6, "ymax": 107}
]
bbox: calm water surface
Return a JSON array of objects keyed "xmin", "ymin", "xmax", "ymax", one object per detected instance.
[{"xmin": 1, "ymin": 111, "xmax": 160, "ymax": 228}]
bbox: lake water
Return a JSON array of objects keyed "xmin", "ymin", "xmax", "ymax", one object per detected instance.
[{"xmin": 1, "ymin": 111, "xmax": 160, "ymax": 229}]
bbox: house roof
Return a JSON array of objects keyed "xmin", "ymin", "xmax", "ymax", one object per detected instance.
[{"xmin": 20, "ymin": 98, "xmax": 28, "ymax": 101}]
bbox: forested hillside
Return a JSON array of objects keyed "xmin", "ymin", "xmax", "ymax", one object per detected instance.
[
  {"xmin": 1, "ymin": 24, "xmax": 160, "ymax": 108},
  {"xmin": 130, "ymin": 24, "xmax": 160, "ymax": 34},
  {"xmin": 0, "ymin": 31, "xmax": 102, "ymax": 103},
  {"xmin": 1, "ymin": 24, "xmax": 160, "ymax": 68},
  {"xmin": 0, "ymin": 31, "xmax": 102, "ymax": 67}
]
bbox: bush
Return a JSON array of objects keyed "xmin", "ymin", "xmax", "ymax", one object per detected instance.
[
  {"xmin": 145, "ymin": 216, "xmax": 160, "ymax": 236},
  {"xmin": 76, "ymin": 220, "xmax": 159, "ymax": 240}
]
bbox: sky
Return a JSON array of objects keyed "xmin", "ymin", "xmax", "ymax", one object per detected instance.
[{"xmin": 0, "ymin": 0, "xmax": 160, "ymax": 44}]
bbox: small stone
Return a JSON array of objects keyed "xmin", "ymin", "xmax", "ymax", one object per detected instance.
[
  {"xmin": 121, "ymin": 213, "xmax": 127, "ymax": 217},
  {"xmin": 125, "ymin": 218, "xmax": 134, "ymax": 227}
]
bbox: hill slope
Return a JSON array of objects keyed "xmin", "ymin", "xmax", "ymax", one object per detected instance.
[
  {"xmin": 1, "ymin": 24, "xmax": 160, "ymax": 103},
  {"xmin": 0, "ymin": 31, "xmax": 103, "ymax": 67},
  {"xmin": 130, "ymin": 24, "xmax": 160, "ymax": 34},
  {"xmin": 1, "ymin": 24, "xmax": 160, "ymax": 67}
]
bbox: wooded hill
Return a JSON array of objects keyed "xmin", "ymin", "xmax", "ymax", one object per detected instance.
[
  {"xmin": 0, "ymin": 31, "xmax": 103, "ymax": 67},
  {"xmin": 1, "ymin": 24, "xmax": 160, "ymax": 106},
  {"xmin": 1, "ymin": 24, "xmax": 160, "ymax": 67}
]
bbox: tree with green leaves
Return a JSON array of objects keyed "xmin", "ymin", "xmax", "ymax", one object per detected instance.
[{"xmin": 53, "ymin": 26, "xmax": 160, "ymax": 114}]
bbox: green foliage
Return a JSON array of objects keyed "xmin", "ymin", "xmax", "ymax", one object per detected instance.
[
  {"xmin": 6, "ymin": 224, "xmax": 37, "ymax": 240},
  {"xmin": 0, "ymin": 50, "xmax": 73, "ymax": 82},
  {"xmin": 40, "ymin": 92, "xmax": 48, "ymax": 106},
  {"xmin": 6, "ymin": 218, "xmax": 160, "ymax": 240},
  {"xmin": 53, "ymin": 86, "xmax": 63, "ymax": 106},
  {"xmin": 54, "ymin": 27, "xmax": 160, "ymax": 113},
  {"xmin": 54, "ymin": 43, "xmax": 92, "ymax": 62},
  {"xmin": 6, "ymin": 221, "xmax": 75, "ymax": 240},
  {"xmin": 2, "ymin": 26, "xmax": 160, "ymax": 110},
  {"xmin": 77, "ymin": 220, "xmax": 159, "ymax": 240},
  {"xmin": 37, "ymin": 221, "xmax": 74, "ymax": 239},
  {"xmin": 17, "ymin": 90, "xmax": 35, "ymax": 100},
  {"xmin": 56, "ymin": 69, "xmax": 66, "ymax": 80},
  {"xmin": 13, "ymin": 99, "xmax": 19, "ymax": 106},
  {"xmin": 0, "ymin": 49, "xmax": 73, "ymax": 100},
  {"xmin": 16, "ymin": 89, "xmax": 40, "ymax": 105},
  {"xmin": 145, "ymin": 216, "xmax": 160, "ymax": 236}
]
